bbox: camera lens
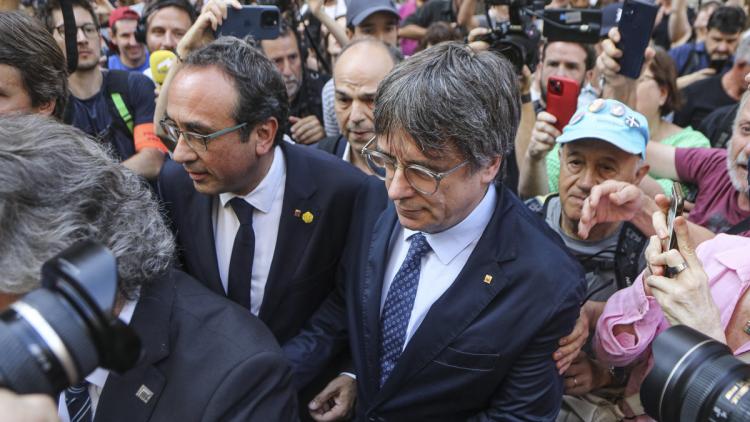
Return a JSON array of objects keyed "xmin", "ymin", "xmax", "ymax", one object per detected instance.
[
  {"xmin": 260, "ymin": 10, "xmax": 279, "ymax": 28},
  {"xmin": 642, "ymin": 325, "xmax": 750, "ymax": 422}
]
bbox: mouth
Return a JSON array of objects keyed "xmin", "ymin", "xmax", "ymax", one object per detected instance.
[{"xmin": 184, "ymin": 167, "xmax": 208, "ymax": 182}]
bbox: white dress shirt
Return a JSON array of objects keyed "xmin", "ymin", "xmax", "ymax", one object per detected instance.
[
  {"xmin": 380, "ymin": 185, "xmax": 497, "ymax": 351},
  {"xmin": 213, "ymin": 145, "xmax": 286, "ymax": 316},
  {"xmin": 341, "ymin": 142, "xmax": 352, "ymax": 163},
  {"xmin": 58, "ymin": 298, "xmax": 138, "ymax": 421}
]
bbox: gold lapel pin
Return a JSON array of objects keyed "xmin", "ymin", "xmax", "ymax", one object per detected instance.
[
  {"xmin": 483, "ymin": 274, "xmax": 493, "ymax": 284},
  {"xmin": 136, "ymin": 385, "xmax": 154, "ymax": 404},
  {"xmin": 302, "ymin": 211, "xmax": 314, "ymax": 224}
]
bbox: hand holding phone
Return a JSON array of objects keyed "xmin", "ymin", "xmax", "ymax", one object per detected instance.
[
  {"xmin": 665, "ymin": 182, "xmax": 685, "ymax": 277},
  {"xmin": 546, "ymin": 76, "xmax": 580, "ymax": 131},
  {"xmin": 616, "ymin": 0, "xmax": 658, "ymax": 79},
  {"xmin": 215, "ymin": 5, "xmax": 281, "ymax": 40}
]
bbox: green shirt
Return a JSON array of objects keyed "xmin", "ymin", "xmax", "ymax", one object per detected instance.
[{"xmin": 546, "ymin": 126, "xmax": 710, "ymax": 196}]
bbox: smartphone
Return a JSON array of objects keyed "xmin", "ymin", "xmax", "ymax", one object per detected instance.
[
  {"xmin": 616, "ymin": 0, "xmax": 658, "ymax": 79},
  {"xmin": 215, "ymin": 5, "xmax": 281, "ymax": 40},
  {"xmin": 543, "ymin": 8, "xmax": 603, "ymax": 44},
  {"xmin": 546, "ymin": 76, "xmax": 580, "ymax": 131},
  {"xmin": 709, "ymin": 58, "xmax": 728, "ymax": 73},
  {"xmin": 666, "ymin": 182, "xmax": 685, "ymax": 251}
]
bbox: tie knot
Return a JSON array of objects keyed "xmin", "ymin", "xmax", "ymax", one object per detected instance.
[
  {"xmin": 407, "ymin": 232, "xmax": 431, "ymax": 259},
  {"xmin": 229, "ymin": 198, "xmax": 254, "ymax": 225}
]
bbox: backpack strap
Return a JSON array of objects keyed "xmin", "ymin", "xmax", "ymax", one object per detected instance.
[{"xmin": 102, "ymin": 70, "xmax": 135, "ymax": 135}]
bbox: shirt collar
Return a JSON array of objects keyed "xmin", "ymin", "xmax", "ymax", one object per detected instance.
[
  {"xmin": 342, "ymin": 142, "xmax": 351, "ymax": 163},
  {"xmin": 85, "ymin": 294, "xmax": 139, "ymax": 388},
  {"xmin": 219, "ymin": 145, "xmax": 285, "ymax": 213},
  {"xmin": 403, "ymin": 184, "xmax": 496, "ymax": 265},
  {"xmin": 714, "ymin": 242, "xmax": 750, "ymax": 283}
]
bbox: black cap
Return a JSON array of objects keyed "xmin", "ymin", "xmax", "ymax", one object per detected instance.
[{"xmin": 346, "ymin": 0, "xmax": 400, "ymax": 27}]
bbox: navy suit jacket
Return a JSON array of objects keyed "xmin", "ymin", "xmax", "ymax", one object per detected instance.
[
  {"xmin": 285, "ymin": 182, "xmax": 586, "ymax": 421},
  {"xmin": 157, "ymin": 141, "xmax": 368, "ymax": 345},
  {"xmin": 94, "ymin": 269, "xmax": 297, "ymax": 421}
]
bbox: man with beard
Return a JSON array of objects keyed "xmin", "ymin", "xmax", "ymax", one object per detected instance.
[
  {"xmin": 39, "ymin": 0, "xmax": 167, "ymax": 180},
  {"xmin": 261, "ymin": 22, "xmax": 328, "ymax": 145},
  {"xmin": 517, "ymin": 40, "xmax": 597, "ymax": 198},
  {"xmin": 317, "ymin": 38, "xmax": 401, "ymax": 174}
]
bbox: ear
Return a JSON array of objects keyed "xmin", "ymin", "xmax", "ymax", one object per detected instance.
[
  {"xmin": 634, "ymin": 162, "xmax": 650, "ymax": 184},
  {"xmin": 253, "ymin": 117, "xmax": 278, "ymax": 156},
  {"xmin": 658, "ymin": 85, "xmax": 668, "ymax": 107},
  {"xmin": 480, "ymin": 155, "xmax": 502, "ymax": 183},
  {"xmin": 346, "ymin": 27, "xmax": 354, "ymax": 39},
  {"xmin": 584, "ymin": 68, "xmax": 594, "ymax": 85},
  {"xmin": 36, "ymin": 100, "xmax": 56, "ymax": 117}
]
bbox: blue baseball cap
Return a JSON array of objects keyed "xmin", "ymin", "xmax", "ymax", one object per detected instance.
[
  {"xmin": 556, "ymin": 99, "xmax": 649, "ymax": 159},
  {"xmin": 346, "ymin": 0, "xmax": 399, "ymax": 27}
]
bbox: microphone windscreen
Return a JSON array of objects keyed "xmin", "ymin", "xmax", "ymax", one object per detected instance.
[{"xmin": 150, "ymin": 50, "xmax": 176, "ymax": 85}]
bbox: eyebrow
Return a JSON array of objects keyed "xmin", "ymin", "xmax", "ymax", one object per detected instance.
[
  {"xmin": 375, "ymin": 142, "xmax": 446, "ymax": 170},
  {"xmin": 165, "ymin": 114, "xmax": 214, "ymax": 133}
]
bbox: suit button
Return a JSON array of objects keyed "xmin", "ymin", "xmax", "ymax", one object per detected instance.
[{"xmin": 368, "ymin": 415, "xmax": 384, "ymax": 422}]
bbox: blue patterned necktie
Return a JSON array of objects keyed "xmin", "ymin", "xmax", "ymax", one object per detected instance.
[
  {"xmin": 65, "ymin": 381, "xmax": 92, "ymax": 422},
  {"xmin": 379, "ymin": 232, "xmax": 431, "ymax": 388}
]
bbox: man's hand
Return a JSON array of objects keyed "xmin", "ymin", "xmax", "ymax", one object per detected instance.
[
  {"xmin": 307, "ymin": 0, "xmax": 324, "ymax": 16},
  {"xmin": 177, "ymin": 0, "xmax": 242, "ymax": 58},
  {"xmin": 563, "ymin": 353, "xmax": 612, "ymax": 396},
  {"xmin": 578, "ymin": 180, "xmax": 644, "ymax": 239},
  {"xmin": 644, "ymin": 216, "xmax": 726, "ymax": 343},
  {"xmin": 0, "ymin": 389, "xmax": 59, "ymax": 422},
  {"xmin": 676, "ymin": 68, "xmax": 716, "ymax": 89},
  {"xmin": 290, "ymin": 115, "xmax": 326, "ymax": 145},
  {"xmin": 527, "ymin": 111, "xmax": 559, "ymax": 161},
  {"xmin": 554, "ymin": 307, "xmax": 589, "ymax": 375},
  {"xmin": 308, "ymin": 375, "xmax": 357, "ymax": 421}
]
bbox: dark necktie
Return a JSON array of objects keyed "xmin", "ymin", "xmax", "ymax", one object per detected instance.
[
  {"xmin": 227, "ymin": 198, "xmax": 255, "ymax": 310},
  {"xmin": 379, "ymin": 232, "xmax": 431, "ymax": 387},
  {"xmin": 65, "ymin": 381, "xmax": 92, "ymax": 422}
]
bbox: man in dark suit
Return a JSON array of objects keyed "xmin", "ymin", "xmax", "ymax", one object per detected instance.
[
  {"xmin": 0, "ymin": 114, "xmax": 297, "ymax": 421},
  {"xmin": 285, "ymin": 42, "xmax": 586, "ymax": 421},
  {"xmin": 157, "ymin": 36, "xmax": 367, "ymax": 346}
]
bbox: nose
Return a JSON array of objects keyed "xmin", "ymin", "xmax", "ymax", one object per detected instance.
[
  {"xmin": 576, "ymin": 166, "xmax": 598, "ymax": 193},
  {"xmin": 162, "ymin": 31, "xmax": 177, "ymax": 51},
  {"xmin": 281, "ymin": 58, "xmax": 293, "ymax": 76},
  {"xmin": 172, "ymin": 134, "xmax": 197, "ymax": 164},
  {"xmin": 387, "ymin": 166, "xmax": 415, "ymax": 201},
  {"xmin": 349, "ymin": 100, "xmax": 369, "ymax": 126},
  {"xmin": 127, "ymin": 33, "xmax": 138, "ymax": 47},
  {"xmin": 76, "ymin": 27, "xmax": 88, "ymax": 43}
]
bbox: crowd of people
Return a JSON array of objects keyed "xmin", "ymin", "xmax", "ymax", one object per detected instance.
[{"xmin": 0, "ymin": 0, "xmax": 749, "ymax": 421}]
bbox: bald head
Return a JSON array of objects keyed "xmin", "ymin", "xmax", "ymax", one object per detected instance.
[{"xmin": 334, "ymin": 39, "xmax": 400, "ymax": 154}]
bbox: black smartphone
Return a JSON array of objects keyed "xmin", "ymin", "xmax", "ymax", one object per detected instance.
[
  {"xmin": 215, "ymin": 5, "xmax": 281, "ymax": 40},
  {"xmin": 665, "ymin": 182, "xmax": 685, "ymax": 277},
  {"xmin": 616, "ymin": 0, "xmax": 658, "ymax": 79},
  {"xmin": 709, "ymin": 58, "xmax": 728, "ymax": 73},
  {"xmin": 543, "ymin": 8, "xmax": 602, "ymax": 44}
]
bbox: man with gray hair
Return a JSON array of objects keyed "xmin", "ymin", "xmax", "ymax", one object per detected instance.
[
  {"xmin": 285, "ymin": 42, "xmax": 586, "ymax": 420},
  {"xmin": 0, "ymin": 114, "xmax": 297, "ymax": 421}
]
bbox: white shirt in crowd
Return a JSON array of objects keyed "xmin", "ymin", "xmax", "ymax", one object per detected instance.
[
  {"xmin": 380, "ymin": 184, "xmax": 497, "ymax": 350},
  {"xmin": 213, "ymin": 145, "xmax": 286, "ymax": 316}
]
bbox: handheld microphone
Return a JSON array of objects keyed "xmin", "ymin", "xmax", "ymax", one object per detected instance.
[{"xmin": 149, "ymin": 50, "xmax": 176, "ymax": 85}]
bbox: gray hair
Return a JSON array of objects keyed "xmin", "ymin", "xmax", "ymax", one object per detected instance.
[
  {"xmin": 181, "ymin": 36, "xmax": 289, "ymax": 145},
  {"xmin": 374, "ymin": 42, "xmax": 520, "ymax": 171},
  {"xmin": 734, "ymin": 34, "xmax": 750, "ymax": 64},
  {"xmin": 0, "ymin": 115, "xmax": 174, "ymax": 298}
]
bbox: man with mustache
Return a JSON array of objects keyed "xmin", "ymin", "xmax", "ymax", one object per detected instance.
[{"xmin": 317, "ymin": 38, "xmax": 401, "ymax": 174}]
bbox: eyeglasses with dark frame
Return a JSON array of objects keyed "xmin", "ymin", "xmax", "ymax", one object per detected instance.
[
  {"xmin": 159, "ymin": 118, "xmax": 247, "ymax": 152},
  {"xmin": 54, "ymin": 23, "xmax": 98, "ymax": 38},
  {"xmin": 360, "ymin": 136, "xmax": 469, "ymax": 195}
]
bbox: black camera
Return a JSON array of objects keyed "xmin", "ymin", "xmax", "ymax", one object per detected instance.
[
  {"xmin": 0, "ymin": 241, "xmax": 140, "ymax": 396},
  {"xmin": 641, "ymin": 325, "xmax": 750, "ymax": 422},
  {"xmin": 475, "ymin": 0, "xmax": 543, "ymax": 74}
]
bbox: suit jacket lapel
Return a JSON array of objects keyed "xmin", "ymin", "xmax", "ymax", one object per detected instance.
[
  {"xmin": 184, "ymin": 191, "xmax": 223, "ymax": 296},
  {"xmin": 359, "ymin": 205, "xmax": 398, "ymax": 400},
  {"xmin": 259, "ymin": 143, "xmax": 318, "ymax": 321},
  {"xmin": 374, "ymin": 188, "xmax": 519, "ymax": 405},
  {"xmin": 94, "ymin": 273, "xmax": 174, "ymax": 422}
]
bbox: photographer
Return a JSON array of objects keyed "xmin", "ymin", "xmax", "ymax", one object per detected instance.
[
  {"xmin": 0, "ymin": 114, "xmax": 297, "ymax": 421},
  {"xmin": 592, "ymin": 182, "xmax": 750, "ymax": 420}
]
